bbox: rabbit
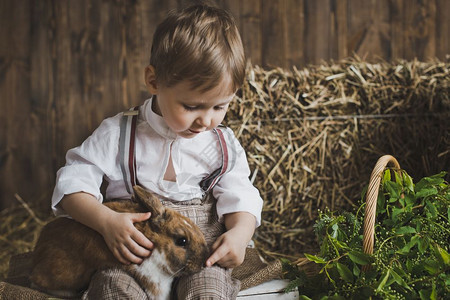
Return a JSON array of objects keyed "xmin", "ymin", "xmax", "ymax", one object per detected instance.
[{"xmin": 30, "ymin": 185, "xmax": 209, "ymax": 299}]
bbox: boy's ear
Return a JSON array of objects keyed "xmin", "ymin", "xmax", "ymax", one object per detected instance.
[
  {"xmin": 144, "ymin": 65, "xmax": 158, "ymax": 94},
  {"xmin": 133, "ymin": 185, "xmax": 165, "ymax": 218}
]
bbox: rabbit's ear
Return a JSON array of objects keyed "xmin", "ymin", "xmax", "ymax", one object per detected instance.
[{"xmin": 132, "ymin": 185, "xmax": 165, "ymax": 218}]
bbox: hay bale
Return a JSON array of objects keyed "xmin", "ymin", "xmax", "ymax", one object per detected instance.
[{"xmin": 225, "ymin": 57, "xmax": 449, "ymax": 258}]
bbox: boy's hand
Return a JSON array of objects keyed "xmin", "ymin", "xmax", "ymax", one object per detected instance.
[
  {"xmin": 206, "ymin": 228, "xmax": 248, "ymax": 268},
  {"xmin": 206, "ymin": 211, "xmax": 256, "ymax": 268},
  {"xmin": 101, "ymin": 211, "xmax": 154, "ymax": 265},
  {"xmin": 59, "ymin": 193, "xmax": 154, "ymax": 265}
]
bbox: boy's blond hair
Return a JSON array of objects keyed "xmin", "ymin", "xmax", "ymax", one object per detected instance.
[{"xmin": 149, "ymin": 4, "xmax": 245, "ymax": 93}]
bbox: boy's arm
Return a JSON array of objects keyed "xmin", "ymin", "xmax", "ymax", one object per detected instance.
[
  {"xmin": 59, "ymin": 192, "xmax": 154, "ymax": 264},
  {"xmin": 206, "ymin": 211, "xmax": 256, "ymax": 268}
]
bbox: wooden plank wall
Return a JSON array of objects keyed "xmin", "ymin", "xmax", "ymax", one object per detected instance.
[{"xmin": 0, "ymin": 0, "xmax": 449, "ymax": 210}]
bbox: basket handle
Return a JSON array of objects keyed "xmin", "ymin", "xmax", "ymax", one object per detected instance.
[{"xmin": 362, "ymin": 155, "xmax": 400, "ymax": 257}]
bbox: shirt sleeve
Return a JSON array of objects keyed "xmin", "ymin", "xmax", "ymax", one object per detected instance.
[
  {"xmin": 51, "ymin": 116, "xmax": 121, "ymax": 216},
  {"xmin": 212, "ymin": 128, "xmax": 263, "ymax": 227}
]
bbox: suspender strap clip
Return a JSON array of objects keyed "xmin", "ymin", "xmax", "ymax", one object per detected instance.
[{"xmin": 199, "ymin": 127, "xmax": 229, "ymax": 192}]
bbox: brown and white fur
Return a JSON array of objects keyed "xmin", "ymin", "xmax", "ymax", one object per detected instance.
[{"xmin": 30, "ymin": 186, "xmax": 209, "ymax": 299}]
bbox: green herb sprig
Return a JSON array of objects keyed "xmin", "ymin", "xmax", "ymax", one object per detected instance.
[{"xmin": 283, "ymin": 170, "xmax": 450, "ymax": 299}]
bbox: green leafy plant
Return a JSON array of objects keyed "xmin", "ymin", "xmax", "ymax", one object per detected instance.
[{"xmin": 283, "ymin": 170, "xmax": 450, "ymax": 299}]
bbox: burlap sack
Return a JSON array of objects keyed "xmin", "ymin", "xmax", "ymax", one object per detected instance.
[{"xmin": 232, "ymin": 247, "xmax": 283, "ymax": 290}]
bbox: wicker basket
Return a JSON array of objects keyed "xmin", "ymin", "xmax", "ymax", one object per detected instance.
[{"xmin": 288, "ymin": 155, "xmax": 401, "ymax": 275}]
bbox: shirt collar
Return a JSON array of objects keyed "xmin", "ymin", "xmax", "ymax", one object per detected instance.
[{"xmin": 143, "ymin": 96, "xmax": 177, "ymax": 140}]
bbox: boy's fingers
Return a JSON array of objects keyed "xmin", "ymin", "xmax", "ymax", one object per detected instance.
[
  {"xmin": 131, "ymin": 212, "xmax": 151, "ymax": 222},
  {"xmin": 121, "ymin": 244, "xmax": 143, "ymax": 264},
  {"xmin": 206, "ymin": 244, "xmax": 229, "ymax": 267},
  {"xmin": 217, "ymin": 258, "xmax": 234, "ymax": 268},
  {"xmin": 129, "ymin": 212, "xmax": 153, "ymax": 249},
  {"xmin": 128, "ymin": 238, "xmax": 152, "ymax": 258},
  {"xmin": 210, "ymin": 234, "xmax": 225, "ymax": 252},
  {"xmin": 113, "ymin": 248, "xmax": 130, "ymax": 265},
  {"xmin": 132, "ymin": 230, "xmax": 154, "ymax": 251}
]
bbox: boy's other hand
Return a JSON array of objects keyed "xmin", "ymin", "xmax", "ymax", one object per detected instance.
[
  {"xmin": 101, "ymin": 211, "xmax": 154, "ymax": 265},
  {"xmin": 206, "ymin": 211, "xmax": 256, "ymax": 268},
  {"xmin": 206, "ymin": 228, "xmax": 247, "ymax": 268}
]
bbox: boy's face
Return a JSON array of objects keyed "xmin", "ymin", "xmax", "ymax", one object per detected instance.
[{"xmin": 145, "ymin": 66, "xmax": 235, "ymax": 139}]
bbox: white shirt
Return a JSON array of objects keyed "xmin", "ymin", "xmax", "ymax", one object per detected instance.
[{"xmin": 52, "ymin": 97, "xmax": 263, "ymax": 226}]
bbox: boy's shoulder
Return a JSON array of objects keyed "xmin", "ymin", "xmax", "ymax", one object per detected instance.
[
  {"xmin": 215, "ymin": 125, "xmax": 237, "ymax": 140},
  {"xmin": 89, "ymin": 111, "xmax": 125, "ymax": 139},
  {"xmin": 212, "ymin": 125, "xmax": 243, "ymax": 153},
  {"xmin": 98, "ymin": 112, "xmax": 123, "ymax": 129},
  {"xmin": 215, "ymin": 124, "xmax": 233, "ymax": 133}
]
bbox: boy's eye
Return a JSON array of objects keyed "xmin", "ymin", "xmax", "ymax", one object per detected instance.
[
  {"xmin": 183, "ymin": 105, "xmax": 197, "ymax": 111},
  {"xmin": 182, "ymin": 104, "xmax": 227, "ymax": 111}
]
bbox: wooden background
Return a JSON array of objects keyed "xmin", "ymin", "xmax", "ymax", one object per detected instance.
[{"xmin": 1, "ymin": 0, "xmax": 449, "ymax": 210}]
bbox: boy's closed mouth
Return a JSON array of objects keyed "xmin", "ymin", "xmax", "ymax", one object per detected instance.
[{"xmin": 188, "ymin": 129, "xmax": 203, "ymax": 134}]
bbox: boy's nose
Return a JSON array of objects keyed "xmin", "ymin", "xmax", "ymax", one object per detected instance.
[{"xmin": 197, "ymin": 113, "xmax": 212, "ymax": 128}]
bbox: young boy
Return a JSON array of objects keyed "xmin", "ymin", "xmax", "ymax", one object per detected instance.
[{"xmin": 51, "ymin": 3, "xmax": 263, "ymax": 299}]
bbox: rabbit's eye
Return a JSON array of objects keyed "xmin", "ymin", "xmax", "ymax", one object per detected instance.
[{"xmin": 175, "ymin": 237, "xmax": 188, "ymax": 247}]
